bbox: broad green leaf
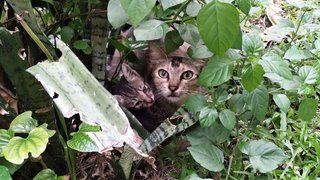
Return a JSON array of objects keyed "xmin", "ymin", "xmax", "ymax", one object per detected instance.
[
  {"xmin": 78, "ymin": 123, "xmax": 101, "ymax": 133},
  {"xmin": 228, "ymin": 94, "xmax": 246, "ymax": 113},
  {"xmin": 2, "ymin": 128, "xmax": 49, "ymax": 164},
  {"xmin": 161, "ymin": 0, "xmax": 186, "ymax": 10},
  {"xmin": 259, "ymin": 53, "xmax": 292, "ymax": 80},
  {"xmin": 264, "ymin": 18, "xmax": 295, "ymax": 42},
  {"xmin": 73, "ymin": 40, "xmax": 90, "ymax": 50},
  {"xmin": 165, "ymin": 30, "xmax": 184, "ymax": 53},
  {"xmin": 133, "ymin": 20, "xmax": 169, "ymax": 41},
  {"xmin": 37, "ymin": 124, "xmax": 56, "ymax": 138},
  {"xmin": 186, "ymin": 1, "xmax": 201, "ymax": 17},
  {"xmin": 242, "ymin": 33, "xmax": 264, "ymax": 56},
  {"xmin": 298, "ymin": 66, "xmax": 318, "ymax": 84},
  {"xmin": 120, "ymin": 0, "xmax": 156, "ymax": 26},
  {"xmin": 198, "ymin": 0, "xmax": 239, "ymax": 55},
  {"xmin": 239, "ymin": 140, "xmax": 286, "ymax": 173},
  {"xmin": 187, "ymin": 122, "xmax": 231, "ymax": 145},
  {"xmin": 236, "ymin": 0, "xmax": 251, "ymax": 15},
  {"xmin": 178, "ymin": 24, "xmax": 203, "ymax": 47},
  {"xmin": 298, "ymin": 98, "xmax": 317, "ymax": 121},
  {"xmin": 187, "ymin": 45, "xmax": 213, "ymax": 59},
  {"xmin": 34, "ymin": 169, "xmax": 63, "ymax": 180},
  {"xmin": 60, "ymin": 26, "xmax": 74, "ymax": 44},
  {"xmin": 199, "ymin": 106, "xmax": 218, "ymax": 127},
  {"xmin": 241, "ymin": 63, "xmax": 265, "ymax": 92},
  {"xmin": 0, "ymin": 166, "xmax": 11, "ymax": 180},
  {"xmin": 107, "ymin": 0, "xmax": 129, "ymax": 28},
  {"xmin": 27, "ymin": 38, "xmax": 146, "ymax": 157},
  {"xmin": 0, "ymin": 130, "xmax": 14, "ymax": 153},
  {"xmin": 67, "ymin": 132, "xmax": 99, "ymax": 152},
  {"xmin": 219, "ymin": 109, "xmax": 236, "ymax": 130},
  {"xmin": 231, "ymin": 28, "xmax": 242, "ymax": 50},
  {"xmin": 188, "ymin": 143, "xmax": 224, "ymax": 172},
  {"xmin": 9, "ymin": 111, "xmax": 38, "ymax": 133},
  {"xmin": 185, "ymin": 94, "xmax": 207, "ymax": 113},
  {"xmin": 273, "ymin": 94, "xmax": 290, "ymax": 113},
  {"xmin": 198, "ymin": 56, "xmax": 234, "ymax": 87},
  {"xmin": 246, "ymin": 85, "xmax": 269, "ymax": 121},
  {"xmin": 213, "ymin": 87, "xmax": 229, "ymax": 103},
  {"xmin": 284, "ymin": 45, "xmax": 313, "ymax": 61}
]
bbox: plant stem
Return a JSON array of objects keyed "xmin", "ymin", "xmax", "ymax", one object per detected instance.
[
  {"xmin": 173, "ymin": 0, "xmax": 193, "ymax": 21},
  {"xmin": 15, "ymin": 14, "xmax": 54, "ymax": 61},
  {"xmin": 225, "ymin": 118, "xmax": 240, "ymax": 180},
  {"xmin": 286, "ymin": 11, "xmax": 306, "ymax": 51}
]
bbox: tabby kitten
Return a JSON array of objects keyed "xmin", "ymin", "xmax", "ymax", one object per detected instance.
[
  {"xmin": 131, "ymin": 41, "xmax": 206, "ymax": 131},
  {"xmin": 112, "ymin": 63, "xmax": 154, "ymax": 109}
]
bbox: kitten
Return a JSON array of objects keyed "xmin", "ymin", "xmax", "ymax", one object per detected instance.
[
  {"xmin": 112, "ymin": 63, "xmax": 154, "ymax": 109},
  {"xmin": 131, "ymin": 41, "xmax": 206, "ymax": 131}
]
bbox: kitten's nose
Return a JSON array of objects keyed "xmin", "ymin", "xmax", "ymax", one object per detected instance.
[{"xmin": 169, "ymin": 86, "xmax": 178, "ymax": 92}]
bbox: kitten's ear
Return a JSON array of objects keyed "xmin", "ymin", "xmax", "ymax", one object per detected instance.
[
  {"xmin": 113, "ymin": 95, "xmax": 125, "ymax": 105},
  {"xmin": 148, "ymin": 41, "xmax": 167, "ymax": 60},
  {"xmin": 193, "ymin": 60, "xmax": 207, "ymax": 71},
  {"xmin": 121, "ymin": 63, "xmax": 140, "ymax": 83}
]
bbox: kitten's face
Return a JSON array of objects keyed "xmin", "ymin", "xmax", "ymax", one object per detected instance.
[
  {"xmin": 115, "ymin": 64, "xmax": 154, "ymax": 109},
  {"xmin": 151, "ymin": 57, "xmax": 204, "ymax": 105}
]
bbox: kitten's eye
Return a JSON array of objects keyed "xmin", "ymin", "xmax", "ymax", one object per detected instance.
[
  {"xmin": 142, "ymin": 85, "xmax": 148, "ymax": 93},
  {"xmin": 158, "ymin": 69, "xmax": 169, "ymax": 79},
  {"xmin": 181, "ymin": 71, "xmax": 193, "ymax": 80}
]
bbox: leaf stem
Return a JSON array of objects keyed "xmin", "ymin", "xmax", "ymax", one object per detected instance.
[
  {"xmin": 285, "ymin": 11, "xmax": 306, "ymax": 51},
  {"xmin": 173, "ymin": 0, "xmax": 193, "ymax": 21},
  {"xmin": 226, "ymin": 117, "xmax": 240, "ymax": 180},
  {"xmin": 15, "ymin": 14, "xmax": 54, "ymax": 62}
]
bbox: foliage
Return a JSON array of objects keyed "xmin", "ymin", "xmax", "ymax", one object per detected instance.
[{"xmin": 0, "ymin": 0, "xmax": 320, "ymax": 179}]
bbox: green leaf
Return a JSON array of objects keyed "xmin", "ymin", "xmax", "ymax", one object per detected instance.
[
  {"xmin": 133, "ymin": 20, "xmax": 169, "ymax": 41},
  {"xmin": 273, "ymin": 94, "xmax": 290, "ymax": 113},
  {"xmin": 188, "ymin": 143, "xmax": 224, "ymax": 172},
  {"xmin": 2, "ymin": 128, "xmax": 49, "ymax": 164},
  {"xmin": 231, "ymin": 28, "xmax": 242, "ymax": 50},
  {"xmin": 165, "ymin": 30, "xmax": 184, "ymax": 53},
  {"xmin": 9, "ymin": 111, "xmax": 38, "ymax": 133},
  {"xmin": 73, "ymin": 40, "xmax": 90, "ymax": 50},
  {"xmin": 185, "ymin": 94, "xmax": 207, "ymax": 113},
  {"xmin": 0, "ymin": 130, "xmax": 14, "ymax": 153},
  {"xmin": 284, "ymin": 45, "xmax": 313, "ymax": 61},
  {"xmin": 246, "ymin": 85, "xmax": 269, "ymax": 121},
  {"xmin": 67, "ymin": 132, "xmax": 99, "ymax": 152},
  {"xmin": 186, "ymin": 1, "xmax": 201, "ymax": 17},
  {"xmin": 228, "ymin": 94, "xmax": 246, "ymax": 113},
  {"xmin": 213, "ymin": 87, "xmax": 229, "ymax": 103},
  {"xmin": 178, "ymin": 24, "xmax": 203, "ymax": 47},
  {"xmin": 60, "ymin": 26, "xmax": 74, "ymax": 44},
  {"xmin": 187, "ymin": 122, "xmax": 231, "ymax": 145},
  {"xmin": 219, "ymin": 109, "xmax": 236, "ymax": 130},
  {"xmin": 242, "ymin": 33, "xmax": 264, "ymax": 56},
  {"xmin": 236, "ymin": 0, "xmax": 251, "ymax": 15},
  {"xmin": 187, "ymin": 45, "xmax": 213, "ymax": 59},
  {"xmin": 78, "ymin": 123, "xmax": 101, "ymax": 133},
  {"xmin": 161, "ymin": 0, "xmax": 186, "ymax": 10},
  {"xmin": 107, "ymin": 0, "xmax": 129, "ymax": 28},
  {"xmin": 298, "ymin": 66, "xmax": 318, "ymax": 84},
  {"xmin": 259, "ymin": 53, "xmax": 292, "ymax": 80},
  {"xmin": 241, "ymin": 63, "xmax": 265, "ymax": 92},
  {"xmin": 239, "ymin": 140, "xmax": 286, "ymax": 173},
  {"xmin": 198, "ymin": 56, "xmax": 234, "ymax": 87},
  {"xmin": 199, "ymin": 107, "xmax": 218, "ymax": 127},
  {"xmin": 34, "ymin": 169, "xmax": 63, "ymax": 180},
  {"xmin": 120, "ymin": 0, "xmax": 156, "ymax": 26},
  {"xmin": 0, "ymin": 166, "xmax": 12, "ymax": 180},
  {"xmin": 298, "ymin": 98, "xmax": 317, "ymax": 121},
  {"xmin": 198, "ymin": 0, "xmax": 239, "ymax": 55}
]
